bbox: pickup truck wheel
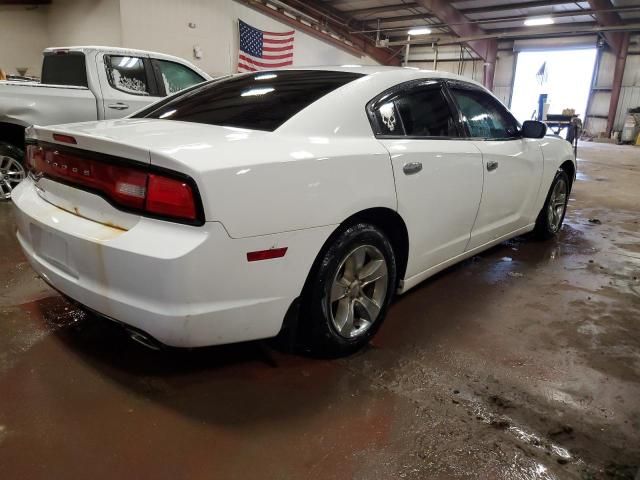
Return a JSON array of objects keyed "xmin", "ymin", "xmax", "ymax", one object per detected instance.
[
  {"xmin": 0, "ymin": 144, "xmax": 26, "ymax": 200},
  {"xmin": 300, "ymin": 223, "xmax": 397, "ymax": 357}
]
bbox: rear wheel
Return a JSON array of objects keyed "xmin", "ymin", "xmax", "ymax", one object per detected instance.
[
  {"xmin": 0, "ymin": 143, "xmax": 26, "ymax": 200},
  {"xmin": 299, "ymin": 223, "xmax": 397, "ymax": 357},
  {"xmin": 534, "ymin": 170, "xmax": 570, "ymax": 239}
]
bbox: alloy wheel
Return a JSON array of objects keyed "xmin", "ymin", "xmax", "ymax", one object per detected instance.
[
  {"xmin": 327, "ymin": 244, "xmax": 389, "ymax": 339},
  {"xmin": 0, "ymin": 155, "xmax": 26, "ymax": 200},
  {"xmin": 547, "ymin": 178, "xmax": 567, "ymax": 232}
]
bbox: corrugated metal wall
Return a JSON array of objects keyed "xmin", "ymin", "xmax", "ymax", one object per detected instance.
[
  {"xmin": 409, "ymin": 49, "xmax": 515, "ymax": 107},
  {"xmin": 570, "ymin": 46, "xmax": 640, "ymax": 135},
  {"xmin": 408, "ymin": 38, "xmax": 640, "ymax": 136},
  {"xmin": 614, "ymin": 54, "xmax": 640, "ymax": 131}
]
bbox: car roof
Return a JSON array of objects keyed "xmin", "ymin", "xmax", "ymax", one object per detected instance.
[{"xmin": 246, "ymin": 65, "xmax": 486, "ymax": 90}]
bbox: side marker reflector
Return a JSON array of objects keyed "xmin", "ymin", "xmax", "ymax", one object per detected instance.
[
  {"xmin": 52, "ymin": 134, "xmax": 77, "ymax": 144},
  {"xmin": 247, "ymin": 247, "xmax": 288, "ymax": 262}
]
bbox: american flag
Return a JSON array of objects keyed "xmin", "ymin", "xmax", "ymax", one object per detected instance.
[{"xmin": 237, "ymin": 20, "xmax": 295, "ymax": 72}]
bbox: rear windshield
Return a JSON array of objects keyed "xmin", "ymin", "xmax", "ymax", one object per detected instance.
[
  {"xmin": 137, "ymin": 70, "xmax": 363, "ymax": 131},
  {"xmin": 41, "ymin": 52, "xmax": 88, "ymax": 87}
]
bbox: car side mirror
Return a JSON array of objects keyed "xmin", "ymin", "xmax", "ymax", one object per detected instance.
[{"xmin": 521, "ymin": 120, "xmax": 547, "ymax": 139}]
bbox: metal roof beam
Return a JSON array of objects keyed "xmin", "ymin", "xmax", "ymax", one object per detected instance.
[
  {"xmin": 264, "ymin": 0, "xmax": 403, "ymax": 65},
  {"xmin": 413, "ymin": 0, "xmax": 497, "ymax": 88},
  {"xmin": 586, "ymin": 0, "xmax": 625, "ymax": 54},
  {"xmin": 412, "ymin": 0, "xmax": 496, "ymax": 61},
  {"xmin": 458, "ymin": 0, "xmax": 578, "ymax": 16},
  {"xmin": 483, "ymin": 20, "xmax": 597, "ymax": 31},
  {"xmin": 353, "ymin": 6, "xmax": 639, "ymax": 35},
  {"xmin": 369, "ymin": 12, "xmax": 439, "ymax": 24},
  {"xmin": 477, "ymin": 6, "xmax": 639, "ymax": 26},
  {"xmin": 342, "ymin": 2, "xmax": 421, "ymax": 17},
  {"xmin": 385, "ymin": 22, "xmax": 640, "ymax": 46}
]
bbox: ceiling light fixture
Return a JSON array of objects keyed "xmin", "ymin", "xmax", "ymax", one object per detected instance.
[
  {"xmin": 524, "ymin": 17, "xmax": 555, "ymax": 26},
  {"xmin": 407, "ymin": 27, "xmax": 432, "ymax": 36}
]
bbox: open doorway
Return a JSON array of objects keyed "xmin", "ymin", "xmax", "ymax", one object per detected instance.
[{"xmin": 509, "ymin": 48, "xmax": 597, "ymax": 125}]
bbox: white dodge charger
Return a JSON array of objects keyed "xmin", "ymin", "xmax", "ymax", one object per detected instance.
[{"xmin": 13, "ymin": 67, "xmax": 576, "ymax": 356}]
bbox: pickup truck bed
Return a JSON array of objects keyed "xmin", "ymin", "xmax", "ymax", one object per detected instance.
[{"xmin": 0, "ymin": 45, "xmax": 211, "ymax": 199}]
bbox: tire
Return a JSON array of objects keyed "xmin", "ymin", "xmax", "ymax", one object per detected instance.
[
  {"xmin": 298, "ymin": 222, "xmax": 397, "ymax": 357},
  {"xmin": 0, "ymin": 143, "xmax": 26, "ymax": 201},
  {"xmin": 533, "ymin": 169, "xmax": 570, "ymax": 240}
]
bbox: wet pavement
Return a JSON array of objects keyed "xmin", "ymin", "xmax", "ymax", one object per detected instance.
[{"xmin": 0, "ymin": 141, "xmax": 639, "ymax": 479}]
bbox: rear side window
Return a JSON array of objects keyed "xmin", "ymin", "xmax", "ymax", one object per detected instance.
[
  {"xmin": 450, "ymin": 87, "xmax": 518, "ymax": 139},
  {"xmin": 138, "ymin": 70, "xmax": 363, "ymax": 131},
  {"xmin": 41, "ymin": 53, "xmax": 88, "ymax": 87},
  {"xmin": 369, "ymin": 81, "xmax": 459, "ymax": 137},
  {"xmin": 153, "ymin": 59, "xmax": 204, "ymax": 95},
  {"xmin": 106, "ymin": 56, "xmax": 150, "ymax": 95}
]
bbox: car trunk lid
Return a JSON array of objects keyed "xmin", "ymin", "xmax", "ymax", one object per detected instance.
[{"xmin": 26, "ymin": 119, "xmax": 242, "ymax": 227}]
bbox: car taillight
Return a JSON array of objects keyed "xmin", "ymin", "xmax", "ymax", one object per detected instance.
[
  {"xmin": 26, "ymin": 143, "xmax": 202, "ymax": 224},
  {"xmin": 146, "ymin": 174, "xmax": 197, "ymax": 220}
]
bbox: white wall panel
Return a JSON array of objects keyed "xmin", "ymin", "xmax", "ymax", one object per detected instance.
[
  {"xmin": 119, "ymin": 0, "xmax": 377, "ymax": 77},
  {"xmin": 0, "ymin": 6, "xmax": 49, "ymax": 76},
  {"xmin": 48, "ymin": 0, "xmax": 122, "ymax": 48}
]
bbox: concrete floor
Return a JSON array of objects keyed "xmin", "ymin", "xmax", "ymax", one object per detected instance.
[{"xmin": 0, "ymin": 141, "xmax": 638, "ymax": 480}]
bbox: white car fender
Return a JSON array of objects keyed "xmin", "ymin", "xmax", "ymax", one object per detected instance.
[
  {"xmin": 150, "ymin": 134, "xmax": 399, "ymax": 239},
  {"xmin": 536, "ymin": 136, "xmax": 577, "ymax": 211}
]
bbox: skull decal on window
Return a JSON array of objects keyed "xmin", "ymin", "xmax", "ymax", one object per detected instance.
[{"xmin": 379, "ymin": 102, "xmax": 396, "ymax": 132}]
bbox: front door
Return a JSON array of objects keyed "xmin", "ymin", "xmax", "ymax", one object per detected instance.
[
  {"xmin": 447, "ymin": 84, "xmax": 544, "ymax": 250},
  {"xmin": 371, "ymin": 81, "xmax": 484, "ymax": 278}
]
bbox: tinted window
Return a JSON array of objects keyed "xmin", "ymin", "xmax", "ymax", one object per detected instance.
[
  {"xmin": 395, "ymin": 86, "xmax": 459, "ymax": 137},
  {"xmin": 106, "ymin": 56, "xmax": 150, "ymax": 95},
  {"xmin": 41, "ymin": 53, "xmax": 88, "ymax": 87},
  {"xmin": 139, "ymin": 70, "xmax": 363, "ymax": 131},
  {"xmin": 450, "ymin": 87, "xmax": 518, "ymax": 139},
  {"xmin": 154, "ymin": 59, "xmax": 204, "ymax": 95}
]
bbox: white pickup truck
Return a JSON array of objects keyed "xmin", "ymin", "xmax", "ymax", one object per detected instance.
[{"xmin": 0, "ymin": 46, "xmax": 211, "ymax": 199}]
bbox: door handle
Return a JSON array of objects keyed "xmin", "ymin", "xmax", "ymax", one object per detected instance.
[
  {"xmin": 403, "ymin": 162, "xmax": 423, "ymax": 175},
  {"xmin": 107, "ymin": 102, "xmax": 129, "ymax": 110},
  {"xmin": 486, "ymin": 160, "xmax": 499, "ymax": 171}
]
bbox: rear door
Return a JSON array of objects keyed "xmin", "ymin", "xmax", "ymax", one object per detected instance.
[
  {"xmin": 96, "ymin": 53, "xmax": 163, "ymax": 119},
  {"xmin": 447, "ymin": 82, "xmax": 544, "ymax": 250},
  {"xmin": 371, "ymin": 80, "xmax": 484, "ymax": 278}
]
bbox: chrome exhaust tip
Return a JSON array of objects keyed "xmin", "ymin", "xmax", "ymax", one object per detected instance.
[{"xmin": 127, "ymin": 329, "xmax": 162, "ymax": 351}]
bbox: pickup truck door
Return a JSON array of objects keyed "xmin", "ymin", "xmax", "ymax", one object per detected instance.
[
  {"xmin": 446, "ymin": 83, "xmax": 544, "ymax": 250},
  {"xmin": 371, "ymin": 80, "xmax": 484, "ymax": 278},
  {"xmin": 149, "ymin": 58, "xmax": 207, "ymax": 97},
  {"xmin": 95, "ymin": 53, "xmax": 163, "ymax": 119}
]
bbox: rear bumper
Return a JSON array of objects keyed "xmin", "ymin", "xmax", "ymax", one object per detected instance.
[{"xmin": 13, "ymin": 177, "xmax": 333, "ymax": 347}]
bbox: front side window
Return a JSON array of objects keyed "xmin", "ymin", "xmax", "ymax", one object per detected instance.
[
  {"xmin": 153, "ymin": 59, "xmax": 204, "ymax": 95},
  {"xmin": 106, "ymin": 56, "xmax": 150, "ymax": 95},
  {"xmin": 450, "ymin": 87, "xmax": 518, "ymax": 139},
  {"xmin": 139, "ymin": 70, "xmax": 363, "ymax": 131}
]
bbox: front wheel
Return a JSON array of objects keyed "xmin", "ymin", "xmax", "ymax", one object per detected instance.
[
  {"xmin": 534, "ymin": 170, "xmax": 570, "ymax": 239},
  {"xmin": 299, "ymin": 223, "xmax": 397, "ymax": 357},
  {"xmin": 0, "ymin": 143, "xmax": 26, "ymax": 201}
]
